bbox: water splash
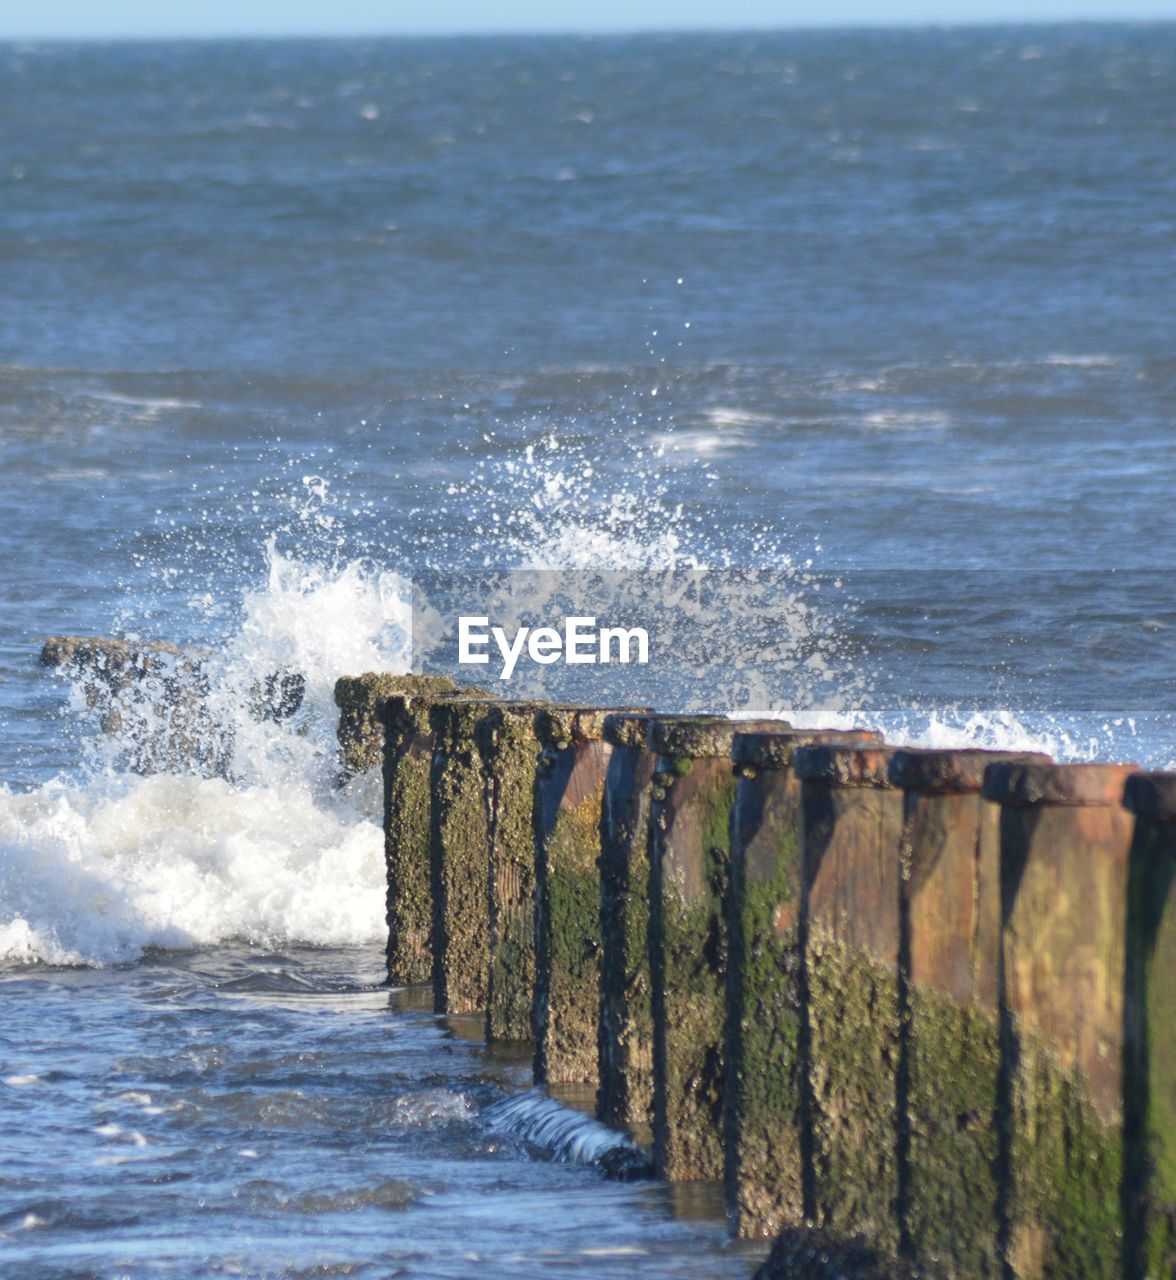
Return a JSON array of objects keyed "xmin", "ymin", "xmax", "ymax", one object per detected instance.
[
  {"xmin": 486, "ymin": 1088, "xmax": 653, "ymax": 1180},
  {"xmin": 2, "ymin": 440, "xmax": 1156, "ymax": 968}
]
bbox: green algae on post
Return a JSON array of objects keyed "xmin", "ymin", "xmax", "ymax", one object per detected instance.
[
  {"xmin": 429, "ymin": 696, "xmax": 495, "ymax": 1016},
  {"xmin": 648, "ymin": 714, "xmax": 789, "ymax": 1183},
  {"xmin": 334, "ymin": 672, "xmax": 456, "ymax": 780},
  {"xmin": 1122, "ymin": 772, "xmax": 1176, "ymax": 1280},
  {"xmin": 725, "ymin": 726, "xmax": 882, "ymax": 1241},
  {"xmin": 888, "ymin": 747, "xmax": 1049, "ymax": 1278},
  {"xmin": 983, "ymin": 761, "xmax": 1138, "ymax": 1280},
  {"xmin": 597, "ymin": 712, "xmax": 660, "ymax": 1131},
  {"xmin": 792, "ymin": 742, "xmax": 903, "ymax": 1257},
  {"xmin": 380, "ymin": 683, "xmax": 468, "ymax": 986},
  {"xmin": 533, "ymin": 708, "xmax": 612, "ymax": 1083},
  {"xmin": 477, "ymin": 701, "xmax": 549, "ymax": 1044}
]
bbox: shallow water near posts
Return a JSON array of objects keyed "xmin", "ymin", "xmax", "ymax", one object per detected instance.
[{"xmin": 0, "ymin": 945, "xmax": 765, "ymax": 1279}]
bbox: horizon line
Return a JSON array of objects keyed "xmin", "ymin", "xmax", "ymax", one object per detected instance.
[{"xmin": 3, "ymin": 15, "xmax": 1175, "ymax": 44}]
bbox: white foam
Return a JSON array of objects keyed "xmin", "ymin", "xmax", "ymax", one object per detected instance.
[
  {"xmin": 0, "ymin": 772, "xmax": 385, "ymax": 966},
  {"xmin": 2, "ymin": 523, "xmax": 408, "ymax": 968}
]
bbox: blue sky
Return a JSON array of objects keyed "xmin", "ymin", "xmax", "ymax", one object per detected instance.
[{"xmin": 4, "ymin": 0, "xmax": 1174, "ymax": 39}]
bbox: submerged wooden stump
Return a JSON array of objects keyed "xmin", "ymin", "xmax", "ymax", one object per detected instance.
[
  {"xmin": 725, "ymin": 726, "xmax": 882, "ymax": 1240},
  {"xmin": 597, "ymin": 711, "xmax": 660, "ymax": 1131},
  {"xmin": 983, "ymin": 761, "xmax": 1137, "ymax": 1280},
  {"xmin": 793, "ymin": 743, "xmax": 904, "ymax": 1256},
  {"xmin": 43, "ymin": 634, "xmax": 236, "ymax": 777},
  {"xmin": 648, "ymin": 714, "xmax": 788, "ymax": 1183},
  {"xmin": 889, "ymin": 747, "xmax": 1049, "ymax": 1278},
  {"xmin": 1123, "ymin": 771, "xmax": 1176, "ymax": 1280}
]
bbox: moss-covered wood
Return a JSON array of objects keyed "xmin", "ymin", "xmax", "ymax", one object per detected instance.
[
  {"xmin": 725, "ymin": 728, "xmax": 882, "ymax": 1240},
  {"xmin": 380, "ymin": 687, "xmax": 472, "ymax": 985},
  {"xmin": 335, "ymin": 672, "xmax": 458, "ymax": 780},
  {"xmin": 1122, "ymin": 772, "xmax": 1176, "ymax": 1280},
  {"xmin": 985, "ymin": 762, "xmax": 1137, "ymax": 1280},
  {"xmin": 429, "ymin": 698, "xmax": 494, "ymax": 1016},
  {"xmin": 795, "ymin": 744, "xmax": 903, "ymax": 1256},
  {"xmin": 890, "ymin": 748, "xmax": 1048, "ymax": 1278},
  {"xmin": 598, "ymin": 712, "xmax": 659, "ymax": 1130},
  {"xmin": 648, "ymin": 715, "xmax": 786, "ymax": 1183},
  {"xmin": 477, "ymin": 702, "xmax": 547, "ymax": 1044},
  {"xmin": 534, "ymin": 708, "xmax": 621, "ymax": 1085}
]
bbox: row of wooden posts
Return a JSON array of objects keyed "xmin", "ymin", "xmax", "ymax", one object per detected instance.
[{"xmin": 334, "ymin": 673, "xmax": 1175, "ymax": 1280}]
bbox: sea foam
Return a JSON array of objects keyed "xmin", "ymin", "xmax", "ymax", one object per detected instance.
[{"xmin": 1, "ymin": 532, "xmax": 410, "ymax": 968}]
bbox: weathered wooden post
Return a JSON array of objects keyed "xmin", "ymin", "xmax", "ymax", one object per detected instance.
[
  {"xmin": 429, "ymin": 697, "xmax": 495, "ymax": 1016},
  {"xmin": 336, "ymin": 673, "xmax": 454, "ymax": 780},
  {"xmin": 477, "ymin": 701, "xmax": 548, "ymax": 1045},
  {"xmin": 792, "ymin": 742, "xmax": 903, "ymax": 1255},
  {"xmin": 534, "ymin": 706, "xmax": 643, "ymax": 1087},
  {"xmin": 725, "ymin": 726, "xmax": 883, "ymax": 1239},
  {"xmin": 888, "ymin": 747, "xmax": 1049, "ymax": 1277},
  {"xmin": 982, "ymin": 760, "xmax": 1137, "ymax": 1280},
  {"xmin": 648, "ymin": 714, "xmax": 788, "ymax": 1182},
  {"xmin": 380, "ymin": 684, "xmax": 469, "ymax": 986},
  {"xmin": 1122, "ymin": 771, "xmax": 1176, "ymax": 1280},
  {"xmin": 598, "ymin": 711, "xmax": 660, "ymax": 1132}
]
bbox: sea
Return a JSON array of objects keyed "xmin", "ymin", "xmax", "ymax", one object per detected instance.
[{"xmin": 1, "ymin": 24, "xmax": 1173, "ymax": 1279}]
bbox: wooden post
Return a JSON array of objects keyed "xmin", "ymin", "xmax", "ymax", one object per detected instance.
[
  {"xmin": 534, "ymin": 707, "xmax": 644, "ymax": 1085},
  {"xmin": 428, "ymin": 698, "xmax": 495, "ymax": 1016},
  {"xmin": 648, "ymin": 714, "xmax": 788, "ymax": 1182},
  {"xmin": 889, "ymin": 747, "xmax": 1048, "ymax": 1277},
  {"xmin": 477, "ymin": 702, "xmax": 548, "ymax": 1045},
  {"xmin": 793, "ymin": 743, "xmax": 904, "ymax": 1255},
  {"xmin": 1123, "ymin": 771, "xmax": 1176, "ymax": 1280},
  {"xmin": 983, "ymin": 760, "xmax": 1137, "ymax": 1280},
  {"xmin": 597, "ymin": 712, "xmax": 659, "ymax": 1132},
  {"xmin": 725, "ymin": 726, "xmax": 882, "ymax": 1239},
  {"xmin": 381, "ymin": 685, "xmax": 477, "ymax": 985}
]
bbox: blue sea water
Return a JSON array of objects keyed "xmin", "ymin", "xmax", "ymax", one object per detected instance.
[{"xmin": 0, "ymin": 25, "xmax": 1173, "ymax": 1278}]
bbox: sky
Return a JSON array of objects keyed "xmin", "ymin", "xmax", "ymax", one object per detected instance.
[{"xmin": 3, "ymin": 1, "xmax": 1174, "ymax": 40}]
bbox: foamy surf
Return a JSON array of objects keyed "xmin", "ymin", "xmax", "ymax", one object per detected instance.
[
  {"xmin": 3, "ymin": 518, "xmax": 413, "ymax": 967},
  {"xmin": 0, "ymin": 773, "xmax": 384, "ymax": 966}
]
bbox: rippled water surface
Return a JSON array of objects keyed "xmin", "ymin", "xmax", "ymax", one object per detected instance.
[{"xmin": 1, "ymin": 946, "xmax": 763, "ymax": 1279}]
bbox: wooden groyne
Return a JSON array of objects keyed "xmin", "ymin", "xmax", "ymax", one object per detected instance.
[{"xmin": 338, "ymin": 672, "xmax": 1171, "ymax": 1278}]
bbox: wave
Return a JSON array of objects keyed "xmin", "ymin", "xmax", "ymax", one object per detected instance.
[{"xmin": 2, "ymin": 444, "xmax": 1158, "ymax": 968}]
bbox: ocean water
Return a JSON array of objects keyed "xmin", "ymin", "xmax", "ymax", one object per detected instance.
[{"xmin": 1, "ymin": 25, "xmax": 1174, "ymax": 1278}]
